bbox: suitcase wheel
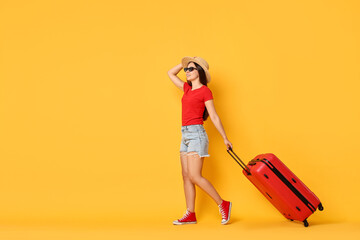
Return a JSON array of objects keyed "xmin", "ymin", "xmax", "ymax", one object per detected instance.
[
  {"xmin": 303, "ymin": 220, "xmax": 309, "ymax": 227},
  {"xmin": 318, "ymin": 203, "xmax": 324, "ymax": 211}
]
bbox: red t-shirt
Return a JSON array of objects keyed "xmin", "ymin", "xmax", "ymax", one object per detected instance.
[{"xmin": 182, "ymin": 82, "xmax": 213, "ymax": 126}]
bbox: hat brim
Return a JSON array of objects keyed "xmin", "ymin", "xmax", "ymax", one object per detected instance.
[{"xmin": 181, "ymin": 57, "xmax": 211, "ymax": 83}]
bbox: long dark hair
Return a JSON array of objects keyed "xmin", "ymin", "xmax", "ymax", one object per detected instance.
[{"xmin": 186, "ymin": 62, "xmax": 210, "ymax": 121}]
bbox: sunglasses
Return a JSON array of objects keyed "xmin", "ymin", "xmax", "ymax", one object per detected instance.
[{"xmin": 184, "ymin": 67, "xmax": 198, "ymax": 72}]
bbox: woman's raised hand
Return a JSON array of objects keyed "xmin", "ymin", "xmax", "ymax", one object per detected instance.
[{"xmin": 167, "ymin": 63, "xmax": 185, "ymax": 90}]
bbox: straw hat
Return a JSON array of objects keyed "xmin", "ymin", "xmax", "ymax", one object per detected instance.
[{"xmin": 181, "ymin": 56, "xmax": 211, "ymax": 83}]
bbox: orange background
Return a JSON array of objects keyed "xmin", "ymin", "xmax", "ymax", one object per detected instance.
[{"xmin": 0, "ymin": 0, "xmax": 359, "ymax": 232}]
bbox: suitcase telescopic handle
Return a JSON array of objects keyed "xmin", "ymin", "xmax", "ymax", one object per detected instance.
[{"xmin": 227, "ymin": 148, "xmax": 251, "ymax": 175}]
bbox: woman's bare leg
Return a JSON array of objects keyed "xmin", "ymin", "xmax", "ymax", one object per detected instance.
[
  {"xmin": 186, "ymin": 152, "xmax": 223, "ymax": 205},
  {"xmin": 180, "ymin": 152, "xmax": 196, "ymax": 212}
]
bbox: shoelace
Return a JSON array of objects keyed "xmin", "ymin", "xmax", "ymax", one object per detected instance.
[
  {"xmin": 179, "ymin": 210, "xmax": 191, "ymax": 221},
  {"xmin": 219, "ymin": 205, "xmax": 226, "ymax": 219}
]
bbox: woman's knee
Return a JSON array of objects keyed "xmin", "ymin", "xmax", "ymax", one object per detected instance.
[
  {"xmin": 182, "ymin": 170, "xmax": 191, "ymax": 181},
  {"xmin": 189, "ymin": 173, "xmax": 203, "ymax": 185}
]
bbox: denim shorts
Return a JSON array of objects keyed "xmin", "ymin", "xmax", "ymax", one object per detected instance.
[{"xmin": 180, "ymin": 124, "xmax": 210, "ymax": 157}]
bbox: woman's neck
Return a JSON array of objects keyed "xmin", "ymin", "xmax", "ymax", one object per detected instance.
[{"xmin": 191, "ymin": 79, "xmax": 203, "ymax": 89}]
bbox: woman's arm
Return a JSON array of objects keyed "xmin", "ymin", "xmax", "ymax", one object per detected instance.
[
  {"xmin": 167, "ymin": 63, "xmax": 185, "ymax": 91},
  {"xmin": 205, "ymin": 99, "xmax": 233, "ymax": 150}
]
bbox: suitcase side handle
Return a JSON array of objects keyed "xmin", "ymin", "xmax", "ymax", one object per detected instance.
[{"xmin": 227, "ymin": 148, "xmax": 251, "ymax": 175}]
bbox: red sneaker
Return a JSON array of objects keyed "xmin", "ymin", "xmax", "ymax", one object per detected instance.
[
  {"xmin": 219, "ymin": 200, "xmax": 232, "ymax": 224},
  {"xmin": 173, "ymin": 209, "xmax": 197, "ymax": 225}
]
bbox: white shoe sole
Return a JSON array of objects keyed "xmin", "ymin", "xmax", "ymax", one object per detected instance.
[
  {"xmin": 173, "ymin": 221, "xmax": 197, "ymax": 225},
  {"xmin": 221, "ymin": 202, "xmax": 232, "ymax": 225}
]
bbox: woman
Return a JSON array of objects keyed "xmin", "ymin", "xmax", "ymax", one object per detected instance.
[{"xmin": 167, "ymin": 56, "xmax": 233, "ymax": 225}]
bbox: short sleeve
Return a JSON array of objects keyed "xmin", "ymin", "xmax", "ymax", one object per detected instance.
[
  {"xmin": 203, "ymin": 87, "xmax": 213, "ymax": 102},
  {"xmin": 183, "ymin": 82, "xmax": 191, "ymax": 93}
]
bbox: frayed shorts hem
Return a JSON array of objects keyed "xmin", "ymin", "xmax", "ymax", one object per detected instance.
[{"xmin": 180, "ymin": 151, "xmax": 210, "ymax": 158}]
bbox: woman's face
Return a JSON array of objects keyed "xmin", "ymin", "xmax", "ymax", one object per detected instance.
[{"xmin": 185, "ymin": 62, "xmax": 199, "ymax": 81}]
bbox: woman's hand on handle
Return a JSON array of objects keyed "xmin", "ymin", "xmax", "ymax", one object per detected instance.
[{"xmin": 224, "ymin": 138, "xmax": 233, "ymax": 150}]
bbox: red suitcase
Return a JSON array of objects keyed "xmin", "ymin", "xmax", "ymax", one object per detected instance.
[{"xmin": 227, "ymin": 148, "xmax": 323, "ymax": 227}]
